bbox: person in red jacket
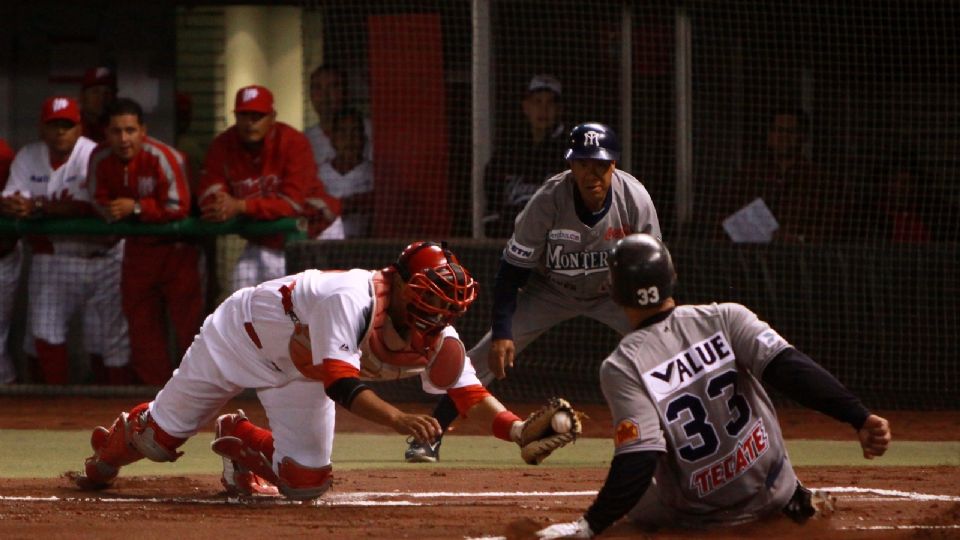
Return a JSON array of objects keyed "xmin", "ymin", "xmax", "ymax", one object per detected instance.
[
  {"xmin": 0, "ymin": 138, "xmax": 18, "ymax": 383},
  {"xmin": 199, "ymin": 85, "xmax": 339, "ymax": 292},
  {"xmin": 88, "ymin": 97, "xmax": 202, "ymax": 386}
]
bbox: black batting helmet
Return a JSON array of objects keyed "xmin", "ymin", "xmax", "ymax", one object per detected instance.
[
  {"xmin": 564, "ymin": 122, "xmax": 621, "ymax": 162},
  {"xmin": 608, "ymin": 234, "xmax": 676, "ymax": 308}
]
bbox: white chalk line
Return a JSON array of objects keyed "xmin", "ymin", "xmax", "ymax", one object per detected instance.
[
  {"xmin": 0, "ymin": 486, "xmax": 956, "ymax": 507},
  {"xmin": 819, "ymin": 486, "xmax": 960, "ymax": 502}
]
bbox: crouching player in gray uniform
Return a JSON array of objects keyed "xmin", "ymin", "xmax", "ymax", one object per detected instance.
[
  {"xmin": 406, "ymin": 123, "xmax": 661, "ymax": 461},
  {"xmin": 535, "ymin": 234, "xmax": 892, "ymax": 538}
]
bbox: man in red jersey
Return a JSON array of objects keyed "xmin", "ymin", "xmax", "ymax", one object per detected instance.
[
  {"xmin": 88, "ymin": 97, "xmax": 202, "ymax": 385},
  {"xmin": 199, "ymin": 85, "xmax": 339, "ymax": 293}
]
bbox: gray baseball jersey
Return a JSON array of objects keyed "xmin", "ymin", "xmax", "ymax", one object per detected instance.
[
  {"xmin": 464, "ymin": 168, "xmax": 661, "ymax": 385},
  {"xmin": 503, "ymin": 169, "xmax": 660, "ymax": 302},
  {"xmin": 600, "ymin": 303, "xmax": 798, "ymax": 525}
]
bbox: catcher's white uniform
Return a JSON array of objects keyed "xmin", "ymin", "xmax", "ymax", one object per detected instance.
[{"xmin": 149, "ymin": 268, "xmax": 482, "ymax": 470}]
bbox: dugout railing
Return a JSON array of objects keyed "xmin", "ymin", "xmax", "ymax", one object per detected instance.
[{"xmin": 1, "ymin": 231, "xmax": 956, "ymax": 410}]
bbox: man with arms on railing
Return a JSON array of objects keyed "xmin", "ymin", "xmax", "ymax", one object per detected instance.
[
  {"xmin": 198, "ymin": 85, "xmax": 339, "ymax": 293},
  {"xmin": 87, "ymin": 97, "xmax": 201, "ymax": 386},
  {"xmin": 0, "ymin": 97, "xmax": 128, "ymax": 384}
]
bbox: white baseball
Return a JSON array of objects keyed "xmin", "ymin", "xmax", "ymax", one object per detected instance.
[{"xmin": 551, "ymin": 411, "xmax": 573, "ymax": 434}]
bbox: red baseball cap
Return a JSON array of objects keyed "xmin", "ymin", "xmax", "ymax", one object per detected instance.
[
  {"xmin": 41, "ymin": 96, "xmax": 81, "ymax": 124},
  {"xmin": 234, "ymin": 85, "xmax": 274, "ymax": 114},
  {"xmin": 82, "ymin": 66, "xmax": 117, "ymax": 90}
]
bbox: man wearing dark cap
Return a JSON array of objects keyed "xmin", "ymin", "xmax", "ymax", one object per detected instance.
[
  {"xmin": 482, "ymin": 74, "xmax": 569, "ymax": 238},
  {"xmin": 198, "ymin": 85, "xmax": 340, "ymax": 292},
  {"xmin": 79, "ymin": 66, "xmax": 118, "ymax": 143},
  {"xmin": 0, "ymin": 97, "xmax": 129, "ymax": 384}
]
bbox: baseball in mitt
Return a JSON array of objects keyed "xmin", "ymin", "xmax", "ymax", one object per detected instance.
[{"xmin": 518, "ymin": 397, "xmax": 584, "ymax": 465}]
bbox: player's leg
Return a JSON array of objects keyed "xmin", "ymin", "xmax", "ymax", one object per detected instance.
[
  {"xmin": 585, "ymin": 296, "xmax": 635, "ymax": 335},
  {"xmin": 28, "ymin": 254, "xmax": 81, "ymax": 384},
  {"xmin": 84, "ymin": 247, "xmax": 132, "ymax": 384},
  {"xmin": 406, "ymin": 288, "xmax": 577, "ymax": 462},
  {"xmin": 230, "ymin": 243, "xmax": 258, "ymax": 292},
  {"xmin": 258, "ymin": 245, "xmax": 287, "ymax": 282},
  {"xmin": 0, "ymin": 244, "xmax": 23, "ymax": 383},
  {"xmin": 122, "ymin": 244, "xmax": 170, "ymax": 385},
  {"xmin": 163, "ymin": 243, "xmax": 204, "ymax": 359},
  {"xmin": 77, "ymin": 324, "xmax": 245, "ymax": 490},
  {"xmin": 231, "ymin": 244, "xmax": 285, "ymax": 293},
  {"xmin": 213, "ymin": 380, "xmax": 335, "ymax": 500}
]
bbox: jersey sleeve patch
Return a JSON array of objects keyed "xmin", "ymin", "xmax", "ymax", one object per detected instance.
[
  {"xmin": 505, "ymin": 238, "xmax": 535, "ymax": 260},
  {"xmin": 615, "ymin": 419, "xmax": 641, "ymax": 448},
  {"xmin": 756, "ymin": 329, "xmax": 787, "ymax": 350}
]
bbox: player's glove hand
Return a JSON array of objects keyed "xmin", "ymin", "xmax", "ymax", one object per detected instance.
[
  {"xmin": 518, "ymin": 397, "xmax": 583, "ymax": 465},
  {"xmin": 536, "ymin": 517, "xmax": 594, "ymax": 539}
]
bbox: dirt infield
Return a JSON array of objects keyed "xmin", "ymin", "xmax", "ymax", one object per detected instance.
[{"xmin": 0, "ymin": 397, "xmax": 958, "ymax": 539}]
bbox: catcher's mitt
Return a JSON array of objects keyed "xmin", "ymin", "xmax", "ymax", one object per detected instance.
[{"xmin": 518, "ymin": 397, "xmax": 584, "ymax": 465}]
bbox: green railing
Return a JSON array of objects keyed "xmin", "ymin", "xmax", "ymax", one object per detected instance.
[{"xmin": 0, "ymin": 216, "xmax": 308, "ymax": 242}]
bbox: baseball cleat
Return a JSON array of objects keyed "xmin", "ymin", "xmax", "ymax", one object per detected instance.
[
  {"xmin": 404, "ymin": 436, "xmax": 441, "ymax": 463},
  {"xmin": 212, "ymin": 410, "xmax": 280, "ymax": 497}
]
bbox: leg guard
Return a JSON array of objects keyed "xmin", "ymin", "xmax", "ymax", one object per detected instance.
[
  {"xmin": 277, "ymin": 457, "xmax": 333, "ymax": 501},
  {"xmin": 74, "ymin": 402, "xmax": 185, "ymax": 490},
  {"xmin": 211, "ymin": 410, "xmax": 281, "ymax": 497}
]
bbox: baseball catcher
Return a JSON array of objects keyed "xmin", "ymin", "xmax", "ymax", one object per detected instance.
[{"xmin": 72, "ymin": 241, "xmax": 583, "ymax": 501}]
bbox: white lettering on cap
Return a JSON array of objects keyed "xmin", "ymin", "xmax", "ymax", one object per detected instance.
[
  {"xmin": 52, "ymin": 98, "xmax": 69, "ymax": 112},
  {"xmin": 584, "ymin": 131, "xmax": 601, "ymax": 147},
  {"xmin": 242, "ymin": 87, "xmax": 259, "ymax": 102}
]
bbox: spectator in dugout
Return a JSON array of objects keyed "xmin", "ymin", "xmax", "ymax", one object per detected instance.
[
  {"xmin": 851, "ymin": 146, "xmax": 960, "ymax": 243},
  {"xmin": 482, "ymin": 74, "xmax": 568, "ymax": 238},
  {"xmin": 304, "ymin": 64, "xmax": 373, "ymax": 168},
  {"xmin": 1, "ymin": 97, "xmax": 129, "ymax": 384},
  {"xmin": 199, "ymin": 84, "xmax": 340, "ymax": 292},
  {"xmin": 0, "ymin": 138, "xmax": 18, "ymax": 383},
  {"xmin": 87, "ymin": 97, "xmax": 203, "ymax": 386},
  {"xmin": 706, "ymin": 107, "xmax": 841, "ymax": 244},
  {"xmin": 79, "ymin": 66, "xmax": 118, "ymax": 144},
  {"xmin": 314, "ymin": 107, "xmax": 374, "ymax": 239}
]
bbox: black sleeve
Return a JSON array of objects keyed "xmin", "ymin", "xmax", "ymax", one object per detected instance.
[
  {"xmin": 761, "ymin": 347, "xmax": 870, "ymax": 430},
  {"xmin": 325, "ymin": 377, "xmax": 371, "ymax": 409},
  {"xmin": 490, "ymin": 257, "xmax": 531, "ymax": 340},
  {"xmin": 583, "ymin": 450, "xmax": 658, "ymax": 535}
]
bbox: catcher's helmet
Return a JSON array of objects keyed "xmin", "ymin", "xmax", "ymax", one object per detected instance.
[
  {"xmin": 608, "ymin": 234, "xmax": 676, "ymax": 308},
  {"xmin": 394, "ymin": 241, "xmax": 478, "ymax": 336},
  {"xmin": 564, "ymin": 122, "xmax": 621, "ymax": 162}
]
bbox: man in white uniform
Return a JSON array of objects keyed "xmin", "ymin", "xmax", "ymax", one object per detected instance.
[
  {"xmin": 1, "ymin": 96, "xmax": 128, "ymax": 384},
  {"xmin": 74, "ymin": 242, "xmax": 542, "ymax": 500}
]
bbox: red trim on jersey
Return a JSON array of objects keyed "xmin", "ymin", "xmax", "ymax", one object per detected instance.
[
  {"xmin": 314, "ymin": 359, "xmax": 360, "ymax": 387},
  {"xmin": 492, "ymin": 410, "xmax": 522, "ymax": 442},
  {"xmin": 446, "ymin": 384, "xmax": 490, "ymax": 416}
]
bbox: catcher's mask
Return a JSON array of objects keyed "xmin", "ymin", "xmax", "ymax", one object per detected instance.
[{"xmin": 393, "ymin": 241, "xmax": 478, "ymax": 343}]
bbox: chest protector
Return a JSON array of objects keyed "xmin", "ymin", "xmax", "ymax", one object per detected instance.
[
  {"xmin": 358, "ymin": 271, "xmax": 465, "ymax": 389},
  {"xmin": 284, "ymin": 271, "xmax": 465, "ymax": 389}
]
